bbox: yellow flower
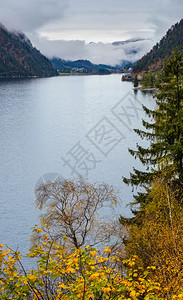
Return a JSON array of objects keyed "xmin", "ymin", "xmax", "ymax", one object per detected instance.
[
  {"xmin": 90, "ymin": 251, "xmax": 96, "ymax": 257},
  {"xmin": 102, "ymin": 287, "xmax": 111, "ymax": 293},
  {"xmin": 72, "ymin": 258, "xmax": 78, "ymax": 264},
  {"xmin": 130, "ymin": 290, "xmax": 137, "ymax": 297},
  {"xmin": 66, "ymin": 267, "xmax": 75, "ymax": 274},
  {"xmin": 104, "ymin": 247, "xmax": 111, "ymax": 253},
  {"xmin": 28, "ymin": 274, "xmax": 36, "ymax": 281},
  {"xmin": 58, "ymin": 283, "xmax": 67, "ymax": 289},
  {"xmin": 98, "ymin": 257, "xmax": 104, "ymax": 263},
  {"xmin": 77, "ymin": 293, "xmax": 83, "ymax": 298},
  {"xmin": 90, "ymin": 273, "xmax": 99, "ymax": 280}
]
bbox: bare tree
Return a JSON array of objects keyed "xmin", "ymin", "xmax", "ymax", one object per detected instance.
[{"xmin": 33, "ymin": 178, "xmax": 118, "ymax": 251}]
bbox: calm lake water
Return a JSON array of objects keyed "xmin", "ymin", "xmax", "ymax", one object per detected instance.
[{"xmin": 0, "ymin": 74, "xmax": 154, "ymax": 254}]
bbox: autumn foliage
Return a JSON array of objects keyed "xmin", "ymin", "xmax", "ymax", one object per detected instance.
[
  {"xmin": 0, "ymin": 236, "xmax": 162, "ymax": 300},
  {"xmin": 0, "ymin": 51, "xmax": 183, "ymax": 299},
  {"xmin": 0, "ymin": 178, "xmax": 183, "ymax": 299},
  {"xmin": 122, "ymin": 176, "xmax": 183, "ymax": 299}
]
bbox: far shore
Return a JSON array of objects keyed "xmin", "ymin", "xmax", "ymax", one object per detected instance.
[{"xmin": 133, "ymin": 87, "xmax": 158, "ymax": 92}]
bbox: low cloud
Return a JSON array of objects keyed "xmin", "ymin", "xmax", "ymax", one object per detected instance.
[
  {"xmin": 30, "ymin": 35, "xmax": 87, "ymax": 61},
  {"xmin": 85, "ymin": 40, "xmax": 154, "ymax": 65},
  {"xmin": 30, "ymin": 35, "xmax": 154, "ymax": 66},
  {"xmin": 1, "ymin": 0, "xmax": 182, "ymax": 66}
]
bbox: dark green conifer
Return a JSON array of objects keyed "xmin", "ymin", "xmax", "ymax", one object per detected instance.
[
  {"xmin": 133, "ymin": 75, "xmax": 138, "ymax": 88},
  {"xmin": 124, "ymin": 50, "xmax": 183, "ymax": 205}
]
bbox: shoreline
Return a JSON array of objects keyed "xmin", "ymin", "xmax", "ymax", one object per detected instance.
[{"xmin": 133, "ymin": 87, "xmax": 158, "ymax": 91}]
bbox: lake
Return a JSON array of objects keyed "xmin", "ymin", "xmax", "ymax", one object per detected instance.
[{"xmin": 0, "ymin": 74, "xmax": 155, "ymax": 254}]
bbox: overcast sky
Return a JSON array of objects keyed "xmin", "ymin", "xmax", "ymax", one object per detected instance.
[{"xmin": 0, "ymin": 0, "xmax": 182, "ymax": 65}]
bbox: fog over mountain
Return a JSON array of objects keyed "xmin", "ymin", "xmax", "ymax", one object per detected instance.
[
  {"xmin": 29, "ymin": 35, "xmax": 154, "ymax": 66},
  {"xmin": 1, "ymin": 0, "xmax": 182, "ymax": 66}
]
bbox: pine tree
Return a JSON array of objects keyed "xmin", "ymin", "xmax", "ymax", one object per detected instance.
[
  {"xmin": 123, "ymin": 50, "xmax": 183, "ymax": 205},
  {"xmin": 133, "ymin": 75, "xmax": 138, "ymax": 88}
]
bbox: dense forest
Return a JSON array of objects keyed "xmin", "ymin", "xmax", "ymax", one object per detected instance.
[
  {"xmin": 133, "ymin": 19, "xmax": 183, "ymax": 73},
  {"xmin": 0, "ymin": 24, "xmax": 58, "ymax": 78}
]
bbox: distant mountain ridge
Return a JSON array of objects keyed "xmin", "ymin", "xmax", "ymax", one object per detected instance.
[
  {"xmin": 133, "ymin": 19, "xmax": 183, "ymax": 73},
  {"xmin": 0, "ymin": 24, "xmax": 58, "ymax": 78},
  {"xmin": 50, "ymin": 57, "xmax": 124, "ymax": 73},
  {"xmin": 112, "ymin": 38, "xmax": 147, "ymax": 46}
]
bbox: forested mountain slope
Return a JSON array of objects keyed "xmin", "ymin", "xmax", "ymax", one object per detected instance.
[
  {"xmin": 0, "ymin": 24, "xmax": 58, "ymax": 78},
  {"xmin": 133, "ymin": 19, "xmax": 183, "ymax": 73}
]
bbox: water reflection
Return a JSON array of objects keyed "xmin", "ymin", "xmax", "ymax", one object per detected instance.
[{"xmin": 0, "ymin": 75, "xmax": 154, "ymax": 253}]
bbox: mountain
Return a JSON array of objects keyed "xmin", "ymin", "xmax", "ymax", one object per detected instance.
[
  {"xmin": 0, "ymin": 24, "xmax": 58, "ymax": 78},
  {"xmin": 133, "ymin": 19, "xmax": 183, "ymax": 73},
  {"xmin": 30, "ymin": 35, "xmax": 153, "ymax": 68},
  {"xmin": 112, "ymin": 38, "xmax": 147, "ymax": 46},
  {"xmin": 50, "ymin": 58, "xmax": 122, "ymax": 74}
]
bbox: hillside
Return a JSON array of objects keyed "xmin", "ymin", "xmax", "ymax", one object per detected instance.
[
  {"xmin": 0, "ymin": 24, "xmax": 58, "ymax": 78},
  {"xmin": 50, "ymin": 57, "xmax": 121, "ymax": 74},
  {"xmin": 133, "ymin": 19, "xmax": 183, "ymax": 73}
]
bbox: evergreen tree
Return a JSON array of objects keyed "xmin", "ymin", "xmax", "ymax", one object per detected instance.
[
  {"xmin": 123, "ymin": 50, "xmax": 183, "ymax": 205},
  {"xmin": 133, "ymin": 75, "xmax": 138, "ymax": 88},
  {"xmin": 133, "ymin": 19, "xmax": 183, "ymax": 73},
  {"xmin": 140, "ymin": 72, "xmax": 156, "ymax": 88}
]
